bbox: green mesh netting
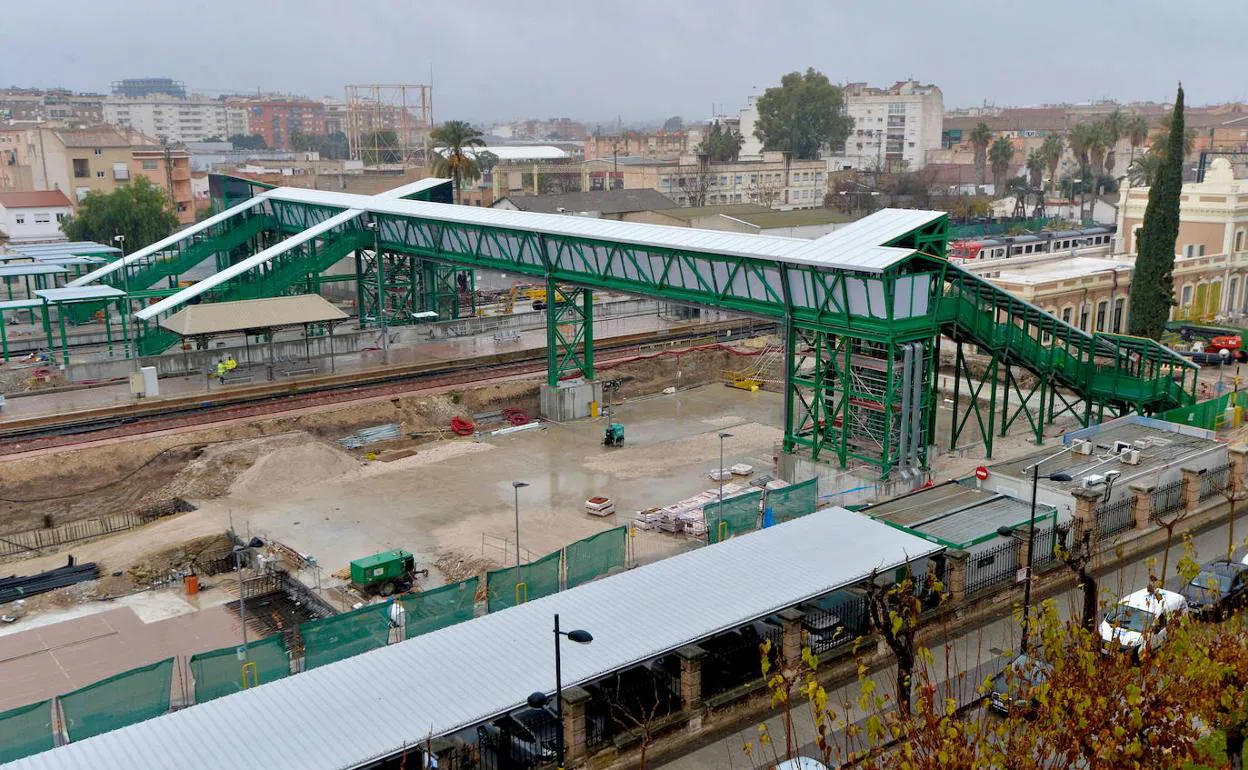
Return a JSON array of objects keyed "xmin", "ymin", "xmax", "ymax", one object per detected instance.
[
  {"xmin": 564, "ymin": 526, "xmax": 627, "ymax": 589},
  {"xmin": 706, "ymin": 489, "xmax": 763, "ymax": 544},
  {"xmin": 300, "ymin": 603, "xmax": 395, "ymax": 670},
  {"xmin": 0, "ymin": 700, "xmax": 55, "ymax": 763},
  {"xmin": 60, "ymin": 657, "xmax": 174, "ymax": 742},
  {"xmin": 767, "ymin": 478, "xmax": 819, "ymax": 523},
  {"xmin": 189, "ymin": 634, "xmax": 291, "ymax": 703},
  {"xmin": 486, "ymin": 550, "xmax": 561, "ymax": 613},
  {"xmin": 399, "ymin": 577, "xmax": 478, "ymax": 640}
]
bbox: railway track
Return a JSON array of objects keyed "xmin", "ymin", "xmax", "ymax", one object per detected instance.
[{"xmin": 0, "ymin": 320, "xmax": 773, "ymax": 456}]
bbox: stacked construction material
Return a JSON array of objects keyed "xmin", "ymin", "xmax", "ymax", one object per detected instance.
[
  {"xmin": 338, "ymin": 423, "xmax": 401, "ymax": 449},
  {"xmin": 0, "ymin": 560, "xmax": 100, "ymax": 604},
  {"xmin": 585, "ymin": 497, "xmax": 615, "ymax": 517}
]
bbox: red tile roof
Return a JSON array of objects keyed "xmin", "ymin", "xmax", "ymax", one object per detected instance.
[{"xmin": 0, "ymin": 190, "xmax": 73, "ymax": 209}]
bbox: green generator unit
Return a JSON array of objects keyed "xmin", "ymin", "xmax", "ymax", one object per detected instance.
[{"xmin": 349, "ymin": 549, "xmax": 425, "ymax": 596}]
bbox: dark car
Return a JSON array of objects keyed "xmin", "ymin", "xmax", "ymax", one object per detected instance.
[
  {"xmin": 988, "ymin": 652, "xmax": 1051, "ymax": 716},
  {"xmin": 1179, "ymin": 559, "xmax": 1248, "ymax": 619}
]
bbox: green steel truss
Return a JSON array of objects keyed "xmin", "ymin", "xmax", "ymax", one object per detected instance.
[{"xmin": 115, "ymin": 196, "xmax": 1197, "ymax": 478}]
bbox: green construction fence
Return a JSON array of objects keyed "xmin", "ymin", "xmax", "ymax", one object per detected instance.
[
  {"xmin": 189, "ymin": 634, "xmax": 291, "ymax": 703},
  {"xmin": 564, "ymin": 526, "xmax": 627, "ymax": 589},
  {"xmin": 486, "ymin": 550, "xmax": 561, "ymax": 613},
  {"xmin": 300, "ymin": 603, "xmax": 395, "ymax": 670},
  {"xmin": 60, "ymin": 657, "xmax": 174, "ymax": 743},
  {"xmin": 399, "ymin": 577, "xmax": 479, "ymax": 640},
  {"xmin": 0, "ymin": 700, "xmax": 55, "ymax": 763},
  {"xmin": 767, "ymin": 478, "xmax": 819, "ymax": 523},
  {"xmin": 1157, "ymin": 389, "xmax": 1248, "ymax": 431},
  {"xmin": 706, "ymin": 489, "xmax": 763, "ymax": 544}
]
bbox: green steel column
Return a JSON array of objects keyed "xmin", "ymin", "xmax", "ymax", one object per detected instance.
[
  {"xmin": 119, "ymin": 301, "xmax": 131, "ymax": 361},
  {"xmin": 39, "ymin": 303, "xmax": 52, "ymax": 355},
  {"xmin": 949, "ymin": 342, "xmax": 963, "ymax": 450},
  {"xmin": 882, "ymin": 349, "xmax": 894, "ymax": 477},
  {"xmin": 582, "ymin": 287, "xmax": 593, "ymax": 380},
  {"xmin": 545, "ymin": 275, "xmax": 559, "ymax": 387},
  {"xmin": 56, "ymin": 305, "xmax": 70, "ymax": 367},
  {"xmin": 985, "ymin": 356, "xmax": 998, "ymax": 459},
  {"xmin": 354, "ymin": 248, "xmax": 367, "ymax": 322},
  {"xmin": 104, "ymin": 303, "xmax": 114, "ymax": 358},
  {"xmin": 999, "ymin": 364, "xmax": 1010, "ymax": 437},
  {"xmin": 0, "ymin": 311, "xmax": 7, "ymax": 361},
  {"xmin": 782, "ymin": 320, "xmax": 797, "ymax": 454},
  {"xmin": 839, "ymin": 336, "xmax": 850, "ymax": 467}
]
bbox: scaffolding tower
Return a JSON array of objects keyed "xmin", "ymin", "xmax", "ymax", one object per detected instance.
[{"xmin": 345, "ymin": 84, "xmax": 434, "ymax": 168}]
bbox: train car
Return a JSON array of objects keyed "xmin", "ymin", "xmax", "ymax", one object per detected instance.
[{"xmin": 949, "ymin": 225, "xmax": 1116, "ymax": 263}]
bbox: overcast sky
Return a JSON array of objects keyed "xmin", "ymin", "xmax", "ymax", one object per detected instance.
[{"xmin": 4, "ymin": 0, "xmax": 1245, "ymax": 126}]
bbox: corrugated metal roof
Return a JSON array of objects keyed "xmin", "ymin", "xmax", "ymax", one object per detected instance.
[
  {"xmin": 159, "ymin": 295, "xmax": 348, "ymax": 336},
  {"xmin": 67, "ymin": 197, "xmax": 267, "ymax": 288},
  {"xmin": 0, "ymin": 264, "xmax": 68, "ymax": 276},
  {"xmin": 8, "ymin": 509, "xmax": 940, "ymax": 770},
  {"xmin": 374, "ymin": 178, "xmax": 452, "ymax": 200},
  {"xmin": 34, "ymin": 286, "xmax": 125, "ymax": 302},
  {"xmin": 134, "ymin": 208, "xmax": 364, "ymax": 321},
  {"xmin": 917, "ymin": 496, "xmax": 1049, "ymax": 547},
  {"xmin": 782, "ymin": 209, "xmax": 945, "ymax": 272}
]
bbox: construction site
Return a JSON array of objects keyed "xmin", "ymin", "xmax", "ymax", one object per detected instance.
[{"xmin": 0, "ymin": 175, "xmax": 1224, "ymax": 769}]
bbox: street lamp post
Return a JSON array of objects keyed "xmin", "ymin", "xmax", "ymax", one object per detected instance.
[
  {"xmin": 231, "ymin": 536, "xmax": 264, "ymax": 660},
  {"xmin": 528, "ymin": 614, "xmax": 593, "ymax": 770},
  {"xmin": 512, "ymin": 480, "xmax": 529, "ymax": 566},
  {"xmin": 717, "ymin": 432, "xmax": 733, "ymax": 502},
  {"xmin": 998, "ymin": 466, "xmax": 1072, "ymax": 653},
  {"xmin": 112, "ymin": 234, "xmax": 138, "ymax": 370}
]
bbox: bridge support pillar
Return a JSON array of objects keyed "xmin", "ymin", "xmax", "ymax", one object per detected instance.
[{"xmin": 539, "ymin": 281, "xmax": 597, "ymax": 421}]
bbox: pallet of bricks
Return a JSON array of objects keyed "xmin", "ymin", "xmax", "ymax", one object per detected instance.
[{"xmin": 633, "ymin": 480, "xmax": 777, "ymax": 538}]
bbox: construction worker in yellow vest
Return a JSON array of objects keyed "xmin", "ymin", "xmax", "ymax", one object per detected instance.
[
  {"xmin": 225, "ymin": 355, "xmax": 237, "ymax": 373},
  {"xmin": 216, "ymin": 360, "xmax": 227, "ymax": 383}
]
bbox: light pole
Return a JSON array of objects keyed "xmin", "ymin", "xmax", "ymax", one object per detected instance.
[
  {"xmin": 113, "ymin": 234, "xmax": 137, "ymax": 370},
  {"xmin": 717, "ymin": 432, "xmax": 733, "ymax": 502},
  {"xmin": 512, "ymin": 480, "xmax": 529, "ymax": 566},
  {"xmin": 998, "ymin": 466, "xmax": 1072, "ymax": 654},
  {"xmin": 232, "ymin": 536, "xmax": 264, "ymax": 660},
  {"xmin": 365, "ymin": 221, "xmax": 389, "ymax": 364},
  {"xmin": 527, "ymin": 614, "xmax": 593, "ymax": 770}
]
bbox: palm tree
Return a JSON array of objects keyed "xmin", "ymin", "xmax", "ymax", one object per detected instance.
[
  {"xmin": 1025, "ymin": 148, "xmax": 1045, "ymax": 189},
  {"xmin": 430, "ymin": 120, "xmax": 487, "ymax": 204},
  {"xmin": 1151, "ymin": 111, "xmax": 1195, "ymax": 162},
  {"xmin": 1067, "ymin": 123, "xmax": 1097, "ymax": 220},
  {"xmin": 1040, "ymin": 133, "xmax": 1064, "ymax": 196},
  {"xmin": 1086, "ymin": 123, "xmax": 1110, "ymax": 194},
  {"xmin": 1125, "ymin": 115, "xmax": 1150, "ymax": 164},
  {"xmin": 988, "ymin": 136, "xmax": 1015, "ymax": 197},
  {"xmin": 1102, "ymin": 109, "xmax": 1125, "ymax": 176},
  {"xmin": 969, "ymin": 122, "xmax": 992, "ymax": 188},
  {"xmin": 1127, "ymin": 154, "xmax": 1163, "ymax": 187}
]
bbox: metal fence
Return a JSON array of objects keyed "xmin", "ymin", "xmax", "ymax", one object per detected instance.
[
  {"xmin": 965, "ymin": 538, "xmax": 1021, "ymax": 595},
  {"xmin": 584, "ymin": 660, "xmax": 681, "ymax": 753},
  {"xmin": 700, "ymin": 624, "xmax": 782, "ymax": 701},
  {"xmin": 1150, "ymin": 480, "xmax": 1187, "ymax": 521},
  {"xmin": 1201, "ymin": 464, "xmax": 1231, "ymax": 501},
  {"xmin": 1096, "ymin": 497, "xmax": 1135, "ymax": 537},
  {"xmin": 1031, "ymin": 525, "xmax": 1064, "ymax": 569},
  {"xmin": 0, "ymin": 513, "xmax": 145, "ymax": 559},
  {"xmin": 802, "ymin": 593, "xmax": 870, "ymax": 656}
]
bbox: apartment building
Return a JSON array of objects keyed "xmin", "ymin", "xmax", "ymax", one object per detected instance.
[
  {"xmin": 131, "ymin": 147, "xmax": 195, "ymax": 223},
  {"xmin": 824, "ymin": 80, "xmax": 944, "ymax": 173},
  {"xmin": 104, "ymin": 94, "xmax": 229, "ymax": 143},
  {"xmin": 579, "ymin": 152, "xmax": 826, "ymax": 210},
  {"xmin": 0, "ymin": 190, "xmax": 73, "ymax": 243},
  {"xmin": 583, "ymin": 131, "xmax": 692, "ymax": 162},
  {"xmin": 229, "ymin": 98, "xmax": 327, "ymax": 149},
  {"xmin": 0, "ymin": 88, "xmax": 103, "ymax": 125}
]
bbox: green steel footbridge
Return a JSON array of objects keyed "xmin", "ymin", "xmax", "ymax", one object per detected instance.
[{"xmin": 67, "ymin": 177, "xmax": 1197, "ymax": 479}]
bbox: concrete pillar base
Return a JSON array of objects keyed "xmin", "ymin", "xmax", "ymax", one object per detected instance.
[{"xmin": 540, "ymin": 379, "xmax": 603, "ymax": 422}]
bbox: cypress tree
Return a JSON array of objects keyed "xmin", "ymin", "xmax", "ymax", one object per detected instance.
[{"xmin": 1127, "ymin": 84, "xmax": 1185, "ymax": 339}]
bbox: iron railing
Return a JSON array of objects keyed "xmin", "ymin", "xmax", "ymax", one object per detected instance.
[
  {"xmin": 700, "ymin": 624, "xmax": 782, "ymax": 700},
  {"xmin": 1096, "ymin": 497, "xmax": 1135, "ymax": 537},
  {"xmin": 1150, "ymin": 480, "xmax": 1187, "ymax": 521},
  {"xmin": 1200, "ymin": 464, "xmax": 1231, "ymax": 501},
  {"xmin": 802, "ymin": 593, "xmax": 870, "ymax": 656},
  {"xmin": 965, "ymin": 538, "xmax": 1021, "ymax": 595}
]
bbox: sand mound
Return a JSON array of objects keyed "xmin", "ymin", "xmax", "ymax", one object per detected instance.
[{"xmin": 229, "ymin": 441, "xmax": 362, "ymax": 499}]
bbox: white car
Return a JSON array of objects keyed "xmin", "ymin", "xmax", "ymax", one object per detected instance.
[
  {"xmin": 775, "ymin": 759, "xmax": 830, "ymax": 770},
  {"xmin": 1099, "ymin": 588, "xmax": 1187, "ymax": 657}
]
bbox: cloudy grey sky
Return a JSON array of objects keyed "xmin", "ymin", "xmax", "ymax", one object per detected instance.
[{"xmin": 4, "ymin": 0, "xmax": 1245, "ymax": 125}]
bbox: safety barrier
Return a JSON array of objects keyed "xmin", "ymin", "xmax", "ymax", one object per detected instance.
[
  {"xmin": 564, "ymin": 527, "xmax": 627, "ymax": 589},
  {"xmin": 705, "ymin": 489, "xmax": 763, "ymax": 544},
  {"xmin": 0, "ymin": 700, "xmax": 55, "ymax": 764},
  {"xmin": 766, "ymin": 478, "xmax": 819, "ymax": 524},
  {"xmin": 59, "ymin": 657, "xmax": 174, "ymax": 743},
  {"xmin": 189, "ymin": 635, "xmax": 291, "ymax": 703},
  {"xmin": 300, "ymin": 602, "xmax": 395, "ymax": 670},
  {"xmin": 486, "ymin": 550, "xmax": 562, "ymax": 613},
  {"xmin": 399, "ymin": 577, "xmax": 479, "ymax": 640}
]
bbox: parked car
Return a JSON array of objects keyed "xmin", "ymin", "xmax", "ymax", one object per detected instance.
[
  {"xmin": 988, "ymin": 652, "xmax": 1051, "ymax": 716},
  {"xmin": 775, "ymin": 759, "xmax": 830, "ymax": 770},
  {"xmin": 477, "ymin": 707, "xmax": 559, "ymax": 769},
  {"xmin": 1180, "ymin": 559, "xmax": 1248, "ymax": 619},
  {"xmin": 1098, "ymin": 588, "xmax": 1187, "ymax": 658}
]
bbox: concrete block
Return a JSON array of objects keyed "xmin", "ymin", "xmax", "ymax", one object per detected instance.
[{"xmin": 540, "ymin": 379, "xmax": 603, "ymax": 421}]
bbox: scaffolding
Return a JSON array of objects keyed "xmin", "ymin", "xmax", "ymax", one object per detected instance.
[{"xmin": 345, "ymin": 84, "xmax": 434, "ymax": 168}]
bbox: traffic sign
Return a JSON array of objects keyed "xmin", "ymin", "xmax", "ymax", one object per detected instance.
[{"xmin": 975, "ymin": 466, "xmax": 989, "ymax": 481}]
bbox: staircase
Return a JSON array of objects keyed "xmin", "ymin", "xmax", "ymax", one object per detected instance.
[
  {"xmin": 938, "ymin": 264, "xmax": 1195, "ymax": 414},
  {"xmin": 125, "ymin": 214, "xmax": 272, "ymax": 292},
  {"xmin": 137, "ymin": 225, "xmax": 367, "ymax": 356}
]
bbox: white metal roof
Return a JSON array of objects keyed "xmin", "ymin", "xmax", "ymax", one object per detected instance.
[
  {"xmin": 0, "ymin": 264, "xmax": 69, "ymax": 276},
  {"xmin": 0, "ymin": 299, "xmax": 41, "ymax": 311},
  {"xmin": 134, "ymin": 208, "xmax": 364, "ymax": 321},
  {"xmin": 159, "ymin": 295, "xmax": 349, "ymax": 336},
  {"xmin": 262, "ymin": 188, "xmax": 935, "ymax": 273},
  {"xmin": 34, "ymin": 286, "xmax": 125, "ymax": 302},
  {"xmin": 8, "ymin": 508, "xmax": 940, "ymax": 770},
  {"xmin": 436, "ymin": 145, "xmax": 569, "ymax": 161},
  {"xmin": 374, "ymin": 178, "xmax": 452, "ymax": 200},
  {"xmin": 67, "ymin": 197, "xmax": 267, "ymax": 288}
]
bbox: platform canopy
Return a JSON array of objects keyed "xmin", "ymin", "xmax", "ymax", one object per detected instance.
[{"xmin": 157, "ymin": 294, "xmax": 348, "ymax": 337}]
